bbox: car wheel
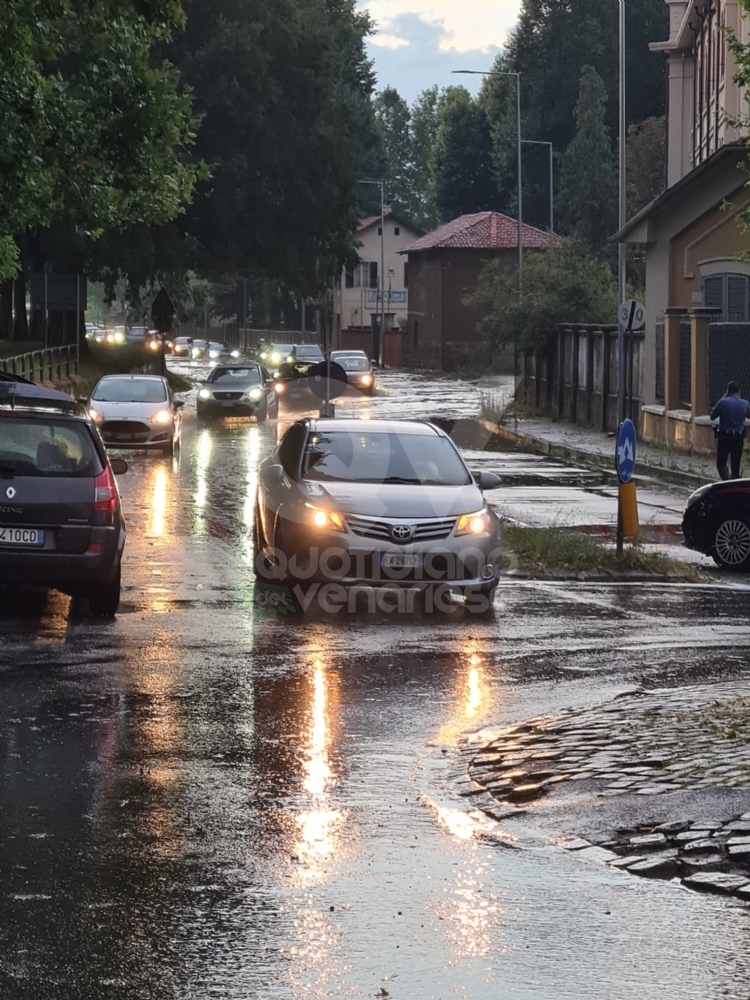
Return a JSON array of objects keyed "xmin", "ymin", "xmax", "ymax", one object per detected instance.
[
  {"xmin": 161, "ymin": 436, "xmax": 175, "ymax": 457},
  {"xmin": 256, "ymin": 400, "xmax": 267, "ymax": 423},
  {"xmin": 89, "ymin": 571, "xmax": 121, "ymax": 617},
  {"xmin": 712, "ymin": 513, "xmax": 750, "ymax": 571}
]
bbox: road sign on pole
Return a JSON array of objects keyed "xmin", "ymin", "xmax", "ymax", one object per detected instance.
[
  {"xmin": 615, "ymin": 418, "xmax": 637, "ymax": 483},
  {"xmin": 618, "ymin": 299, "xmax": 646, "ymax": 333}
]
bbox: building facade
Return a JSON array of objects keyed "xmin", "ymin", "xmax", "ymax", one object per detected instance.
[
  {"xmin": 620, "ymin": 0, "xmax": 750, "ymax": 451},
  {"xmin": 334, "ymin": 213, "xmax": 422, "ymax": 349},
  {"xmin": 400, "ymin": 212, "xmax": 554, "ymax": 372}
]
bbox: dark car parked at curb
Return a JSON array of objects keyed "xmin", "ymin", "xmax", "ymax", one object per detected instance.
[
  {"xmin": 0, "ymin": 381, "xmax": 127, "ymax": 616},
  {"xmin": 197, "ymin": 363, "xmax": 279, "ymax": 421},
  {"xmin": 683, "ymin": 479, "xmax": 750, "ymax": 571}
]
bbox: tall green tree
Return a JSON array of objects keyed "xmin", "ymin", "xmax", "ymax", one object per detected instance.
[
  {"xmin": 373, "ymin": 87, "xmax": 416, "ymax": 219},
  {"xmin": 431, "ymin": 88, "xmax": 499, "ymax": 223},
  {"xmin": 0, "ymin": 0, "xmax": 199, "ymax": 340},
  {"xmin": 409, "ymin": 87, "xmax": 442, "ymax": 230},
  {"xmin": 558, "ymin": 66, "xmax": 618, "ymax": 256}
]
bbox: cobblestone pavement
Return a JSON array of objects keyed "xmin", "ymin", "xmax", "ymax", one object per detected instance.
[{"xmin": 460, "ymin": 682, "xmax": 750, "ymax": 900}]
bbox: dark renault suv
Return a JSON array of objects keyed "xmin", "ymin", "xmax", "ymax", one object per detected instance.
[{"xmin": 0, "ymin": 381, "xmax": 127, "ymax": 616}]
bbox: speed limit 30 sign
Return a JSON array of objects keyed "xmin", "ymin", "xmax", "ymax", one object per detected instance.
[{"xmin": 618, "ymin": 300, "xmax": 645, "ymax": 332}]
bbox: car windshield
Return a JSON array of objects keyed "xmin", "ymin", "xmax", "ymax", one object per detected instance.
[
  {"xmin": 267, "ymin": 345, "xmax": 293, "ymax": 356},
  {"xmin": 92, "ymin": 379, "xmax": 167, "ymax": 403},
  {"xmin": 334, "ymin": 355, "xmax": 369, "ymax": 371},
  {"xmin": 175, "ymin": 338, "xmax": 191, "ymax": 345},
  {"xmin": 295, "ymin": 345, "xmax": 323, "ymax": 359},
  {"xmin": 0, "ymin": 418, "xmax": 101, "ymax": 478},
  {"xmin": 208, "ymin": 367, "xmax": 261, "ymax": 385},
  {"xmin": 302, "ymin": 430, "xmax": 470, "ymax": 485}
]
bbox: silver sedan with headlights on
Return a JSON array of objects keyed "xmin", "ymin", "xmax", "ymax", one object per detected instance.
[
  {"xmin": 196, "ymin": 363, "xmax": 279, "ymax": 422},
  {"xmin": 88, "ymin": 375, "xmax": 184, "ymax": 456},
  {"xmin": 254, "ymin": 418, "xmax": 502, "ymax": 607}
]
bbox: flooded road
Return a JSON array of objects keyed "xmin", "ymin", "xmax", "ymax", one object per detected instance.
[{"xmin": 1, "ymin": 369, "xmax": 749, "ymax": 999}]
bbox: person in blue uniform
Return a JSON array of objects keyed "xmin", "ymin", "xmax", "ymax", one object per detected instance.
[{"xmin": 711, "ymin": 381, "xmax": 750, "ymax": 480}]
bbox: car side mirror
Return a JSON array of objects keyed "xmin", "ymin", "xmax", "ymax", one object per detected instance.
[
  {"xmin": 476, "ymin": 471, "xmax": 502, "ymax": 491},
  {"xmin": 266, "ymin": 464, "xmax": 285, "ymax": 487},
  {"xmin": 174, "ymin": 399, "xmax": 185, "ymax": 409},
  {"xmin": 370, "ymin": 359, "xmax": 379, "ymax": 367},
  {"xmin": 110, "ymin": 458, "xmax": 128, "ymax": 475},
  {"xmin": 77, "ymin": 397, "xmax": 89, "ymax": 406}
]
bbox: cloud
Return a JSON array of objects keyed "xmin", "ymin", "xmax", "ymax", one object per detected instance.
[
  {"xmin": 363, "ymin": 0, "xmax": 520, "ymax": 54},
  {"xmin": 362, "ymin": 12, "xmax": 503, "ymax": 103},
  {"xmin": 370, "ymin": 33, "xmax": 410, "ymax": 50}
]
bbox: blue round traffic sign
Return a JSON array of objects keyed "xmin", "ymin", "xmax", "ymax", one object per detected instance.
[{"xmin": 616, "ymin": 419, "xmax": 637, "ymax": 483}]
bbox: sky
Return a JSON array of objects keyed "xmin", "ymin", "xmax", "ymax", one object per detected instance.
[{"xmin": 359, "ymin": 0, "xmax": 522, "ymax": 103}]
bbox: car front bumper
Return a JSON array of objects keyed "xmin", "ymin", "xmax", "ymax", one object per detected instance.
[
  {"xmin": 99, "ymin": 421, "xmax": 174, "ymax": 448},
  {"xmin": 198, "ymin": 399, "xmax": 263, "ymax": 417}
]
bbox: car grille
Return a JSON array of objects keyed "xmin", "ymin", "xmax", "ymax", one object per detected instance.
[
  {"xmin": 101, "ymin": 420, "xmax": 150, "ymax": 441},
  {"xmin": 346, "ymin": 515, "xmax": 456, "ymax": 544},
  {"xmin": 213, "ymin": 392, "xmax": 244, "ymax": 401},
  {"xmin": 353, "ymin": 553, "xmax": 478, "ymax": 582}
]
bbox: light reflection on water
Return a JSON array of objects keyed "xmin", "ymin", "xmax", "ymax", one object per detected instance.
[{"xmin": 149, "ymin": 465, "xmax": 169, "ymax": 538}]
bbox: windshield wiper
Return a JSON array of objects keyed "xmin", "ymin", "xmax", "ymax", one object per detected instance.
[{"xmin": 382, "ymin": 477, "xmax": 422, "ymax": 484}]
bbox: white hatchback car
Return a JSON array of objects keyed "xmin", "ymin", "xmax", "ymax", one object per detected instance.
[{"xmin": 88, "ymin": 375, "xmax": 184, "ymax": 456}]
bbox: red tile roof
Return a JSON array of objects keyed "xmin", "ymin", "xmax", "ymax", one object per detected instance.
[
  {"xmin": 400, "ymin": 212, "xmax": 555, "ymax": 253},
  {"xmin": 359, "ymin": 215, "xmax": 381, "ymax": 231}
]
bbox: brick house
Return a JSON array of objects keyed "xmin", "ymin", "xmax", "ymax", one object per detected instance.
[{"xmin": 399, "ymin": 212, "xmax": 554, "ymax": 371}]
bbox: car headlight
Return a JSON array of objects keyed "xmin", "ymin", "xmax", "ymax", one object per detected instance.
[
  {"xmin": 209, "ymin": 350, "xmax": 220, "ymax": 359},
  {"xmin": 148, "ymin": 340, "xmax": 160, "ymax": 351},
  {"xmin": 306, "ymin": 504, "xmax": 346, "ymax": 533},
  {"xmin": 361, "ymin": 374, "xmax": 373, "ymax": 385},
  {"xmin": 456, "ymin": 509, "xmax": 491, "ymax": 536},
  {"xmin": 260, "ymin": 351, "xmax": 268, "ymax": 360},
  {"xmin": 198, "ymin": 388, "xmax": 212, "ymax": 400},
  {"xmin": 149, "ymin": 409, "xmax": 173, "ymax": 425},
  {"xmin": 274, "ymin": 381, "xmax": 285, "ymax": 394},
  {"xmin": 114, "ymin": 332, "xmax": 126, "ymax": 345},
  {"xmin": 287, "ymin": 355, "xmax": 294, "ymax": 362},
  {"xmin": 89, "ymin": 408, "xmax": 102, "ymax": 423},
  {"xmin": 231, "ymin": 350, "xmax": 240, "ymax": 359},
  {"xmin": 270, "ymin": 352, "xmax": 281, "ymax": 364},
  {"xmin": 245, "ymin": 386, "xmax": 263, "ymax": 401}
]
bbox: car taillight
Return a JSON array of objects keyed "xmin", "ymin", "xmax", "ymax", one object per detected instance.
[{"xmin": 94, "ymin": 467, "xmax": 118, "ymax": 512}]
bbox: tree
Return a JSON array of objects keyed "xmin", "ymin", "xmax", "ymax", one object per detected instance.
[
  {"xmin": 472, "ymin": 239, "xmax": 617, "ymax": 355},
  {"xmin": 431, "ymin": 88, "xmax": 499, "ymax": 223},
  {"xmin": 373, "ymin": 87, "xmax": 416, "ymax": 219},
  {"xmin": 0, "ymin": 0, "xmax": 199, "ymax": 341},
  {"xmin": 409, "ymin": 87, "xmax": 442, "ymax": 230},
  {"xmin": 558, "ymin": 66, "xmax": 618, "ymax": 256},
  {"xmin": 483, "ymin": 0, "xmax": 667, "ymax": 232},
  {"xmin": 627, "ymin": 116, "xmax": 666, "ymax": 216}
]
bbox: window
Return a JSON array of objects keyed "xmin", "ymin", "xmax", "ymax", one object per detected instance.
[
  {"xmin": 277, "ymin": 423, "xmax": 307, "ymax": 477},
  {"xmin": 703, "ymin": 273, "xmax": 750, "ymax": 322},
  {"xmin": 394, "ymin": 227, "xmax": 400, "ymax": 236},
  {"xmin": 0, "ymin": 418, "xmax": 102, "ymax": 478},
  {"xmin": 350, "ymin": 262, "xmax": 378, "ymax": 288}
]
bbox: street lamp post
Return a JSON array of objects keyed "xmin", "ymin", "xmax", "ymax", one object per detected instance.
[
  {"xmin": 521, "ymin": 140, "xmax": 555, "ymax": 241},
  {"xmin": 358, "ymin": 178, "xmax": 386, "ymax": 367},
  {"xmin": 454, "ymin": 70, "xmax": 523, "ymax": 296},
  {"xmin": 617, "ymin": 0, "xmax": 627, "ymax": 426}
]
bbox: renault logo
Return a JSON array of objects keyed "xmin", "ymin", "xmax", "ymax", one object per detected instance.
[
  {"xmin": 391, "ymin": 524, "xmax": 414, "ymax": 542},
  {"xmin": 5, "ymin": 487, "xmax": 16, "ymax": 500}
]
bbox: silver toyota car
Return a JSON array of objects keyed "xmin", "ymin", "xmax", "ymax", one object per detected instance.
[{"xmin": 254, "ymin": 419, "xmax": 502, "ymax": 602}]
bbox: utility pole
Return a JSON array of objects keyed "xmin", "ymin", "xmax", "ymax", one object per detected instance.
[{"xmin": 617, "ymin": 0, "xmax": 627, "ymax": 427}]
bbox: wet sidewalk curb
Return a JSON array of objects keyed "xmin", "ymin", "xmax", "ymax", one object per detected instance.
[
  {"xmin": 453, "ymin": 682, "xmax": 750, "ymax": 903},
  {"xmin": 480, "ymin": 418, "xmax": 710, "ymax": 492}
]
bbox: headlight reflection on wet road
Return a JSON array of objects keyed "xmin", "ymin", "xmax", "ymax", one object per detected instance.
[
  {"xmin": 149, "ymin": 465, "xmax": 169, "ymax": 539},
  {"xmin": 193, "ymin": 428, "xmax": 213, "ymax": 533}
]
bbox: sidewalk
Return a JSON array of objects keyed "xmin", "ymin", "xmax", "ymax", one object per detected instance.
[{"xmin": 484, "ymin": 414, "xmax": 717, "ymax": 490}]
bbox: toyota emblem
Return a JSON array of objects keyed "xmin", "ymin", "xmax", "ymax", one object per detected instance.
[
  {"xmin": 5, "ymin": 487, "xmax": 16, "ymax": 500},
  {"xmin": 391, "ymin": 524, "xmax": 414, "ymax": 542}
]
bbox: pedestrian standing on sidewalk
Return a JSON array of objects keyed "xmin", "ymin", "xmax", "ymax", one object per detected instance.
[{"xmin": 711, "ymin": 381, "xmax": 750, "ymax": 480}]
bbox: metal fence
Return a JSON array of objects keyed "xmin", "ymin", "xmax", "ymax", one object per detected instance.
[
  {"xmin": 655, "ymin": 320, "xmax": 692, "ymax": 407},
  {"xmin": 707, "ymin": 322, "xmax": 750, "ymax": 406},
  {"xmin": 0, "ymin": 345, "xmax": 78, "ymax": 383},
  {"xmin": 176, "ymin": 324, "xmax": 320, "ymax": 351}
]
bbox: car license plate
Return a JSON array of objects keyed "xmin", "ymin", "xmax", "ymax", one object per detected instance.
[
  {"xmin": 382, "ymin": 552, "xmax": 421, "ymax": 570},
  {"xmin": 0, "ymin": 527, "xmax": 45, "ymax": 547}
]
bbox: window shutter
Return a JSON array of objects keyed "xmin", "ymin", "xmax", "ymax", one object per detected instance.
[
  {"xmin": 727, "ymin": 275, "xmax": 749, "ymax": 322},
  {"xmin": 370, "ymin": 262, "xmax": 379, "ymax": 289},
  {"xmin": 703, "ymin": 274, "xmax": 724, "ymax": 314}
]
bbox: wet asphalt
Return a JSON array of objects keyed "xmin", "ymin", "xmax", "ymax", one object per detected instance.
[{"xmin": 1, "ymin": 367, "xmax": 750, "ymax": 999}]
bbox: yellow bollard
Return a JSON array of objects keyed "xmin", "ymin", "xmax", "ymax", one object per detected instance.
[{"xmin": 619, "ymin": 481, "xmax": 640, "ymax": 538}]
